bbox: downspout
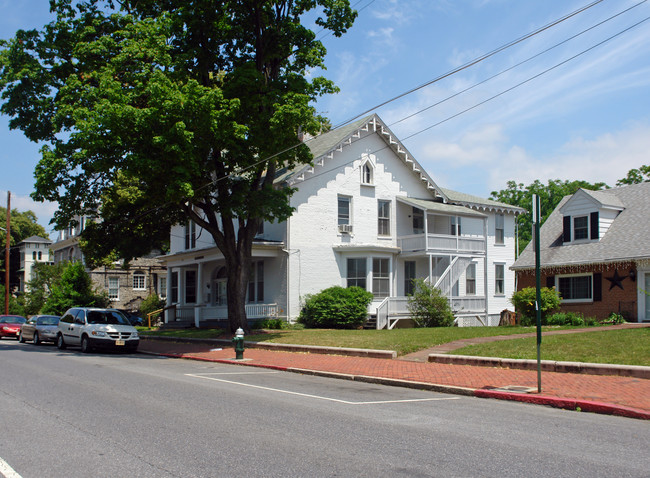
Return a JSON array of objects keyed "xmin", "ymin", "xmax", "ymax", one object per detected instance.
[{"xmin": 484, "ymin": 215, "xmax": 489, "ymax": 325}]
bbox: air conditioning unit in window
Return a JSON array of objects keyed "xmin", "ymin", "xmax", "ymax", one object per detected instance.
[{"xmin": 338, "ymin": 224, "xmax": 353, "ymax": 234}]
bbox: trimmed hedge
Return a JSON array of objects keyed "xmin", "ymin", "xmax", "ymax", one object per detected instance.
[{"xmin": 299, "ymin": 286, "xmax": 373, "ymax": 329}]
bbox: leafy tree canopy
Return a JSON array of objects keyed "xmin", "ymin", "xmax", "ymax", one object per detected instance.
[
  {"xmin": 0, "ymin": 207, "xmax": 48, "ymax": 247},
  {"xmin": 0, "ymin": 0, "xmax": 357, "ymax": 331},
  {"xmin": 617, "ymin": 165, "xmax": 650, "ymax": 186},
  {"xmin": 490, "ymin": 179, "xmax": 608, "ymax": 254},
  {"xmin": 41, "ymin": 261, "xmax": 108, "ymax": 315}
]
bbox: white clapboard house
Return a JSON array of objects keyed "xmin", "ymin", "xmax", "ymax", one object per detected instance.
[{"xmin": 160, "ymin": 114, "xmax": 524, "ymax": 328}]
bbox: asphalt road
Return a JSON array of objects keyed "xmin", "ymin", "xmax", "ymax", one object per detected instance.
[{"xmin": 1, "ymin": 339, "xmax": 648, "ymax": 478}]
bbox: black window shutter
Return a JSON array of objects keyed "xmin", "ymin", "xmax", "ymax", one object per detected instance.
[
  {"xmin": 546, "ymin": 275, "xmax": 555, "ymax": 288},
  {"xmin": 593, "ymin": 273, "xmax": 602, "ymax": 301},
  {"xmin": 590, "ymin": 211, "xmax": 599, "ymax": 239},
  {"xmin": 563, "ymin": 216, "xmax": 571, "ymax": 242}
]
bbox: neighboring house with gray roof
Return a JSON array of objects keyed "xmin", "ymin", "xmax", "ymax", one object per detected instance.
[
  {"xmin": 512, "ymin": 182, "xmax": 650, "ymax": 322},
  {"xmin": 161, "ymin": 114, "xmax": 524, "ymax": 328}
]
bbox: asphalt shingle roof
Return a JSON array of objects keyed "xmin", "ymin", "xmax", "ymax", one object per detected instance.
[{"xmin": 512, "ymin": 182, "xmax": 650, "ymax": 269}]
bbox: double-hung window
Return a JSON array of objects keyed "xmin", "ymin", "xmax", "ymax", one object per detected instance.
[
  {"xmin": 495, "ymin": 214, "xmax": 504, "ymax": 244},
  {"xmin": 451, "ymin": 216, "xmax": 461, "ymax": 236},
  {"xmin": 185, "ymin": 221, "xmax": 196, "ymax": 249},
  {"xmin": 108, "ymin": 277, "xmax": 119, "ymax": 300},
  {"xmin": 466, "ymin": 263, "xmax": 476, "ymax": 295},
  {"xmin": 133, "ymin": 272, "xmax": 146, "ymax": 290},
  {"xmin": 338, "ymin": 196, "xmax": 351, "ymax": 225},
  {"xmin": 347, "ymin": 258, "xmax": 367, "ymax": 289},
  {"xmin": 171, "ymin": 272, "xmax": 178, "ymax": 303},
  {"xmin": 185, "ymin": 270, "xmax": 197, "ymax": 303},
  {"xmin": 573, "ymin": 216, "xmax": 588, "ymax": 240},
  {"xmin": 372, "ymin": 258, "xmax": 390, "ymax": 298},
  {"xmin": 248, "ymin": 262, "xmax": 264, "ymax": 302},
  {"xmin": 494, "ymin": 264, "xmax": 505, "ymax": 296},
  {"xmin": 378, "ymin": 200, "xmax": 391, "ymax": 236}
]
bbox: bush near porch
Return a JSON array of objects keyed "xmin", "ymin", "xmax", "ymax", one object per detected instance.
[{"xmin": 298, "ymin": 286, "xmax": 374, "ymax": 329}]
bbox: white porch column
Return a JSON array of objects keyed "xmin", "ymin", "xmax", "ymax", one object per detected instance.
[
  {"xmin": 179, "ymin": 268, "xmax": 186, "ymax": 306},
  {"xmin": 195, "ymin": 262, "xmax": 204, "ymax": 328},
  {"xmin": 165, "ymin": 267, "xmax": 172, "ymax": 323}
]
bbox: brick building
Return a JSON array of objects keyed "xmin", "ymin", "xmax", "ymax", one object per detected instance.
[{"xmin": 512, "ymin": 183, "xmax": 650, "ymax": 322}]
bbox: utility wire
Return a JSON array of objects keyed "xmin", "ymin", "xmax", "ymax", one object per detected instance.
[{"xmin": 296, "ymin": 15, "xmax": 650, "ymax": 185}]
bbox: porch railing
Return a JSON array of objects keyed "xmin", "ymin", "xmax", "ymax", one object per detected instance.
[
  {"xmin": 168, "ymin": 303, "xmax": 278, "ymax": 323},
  {"xmin": 398, "ymin": 234, "xmax": 485, "ymax": 254},
  {"xmin": 375, "ymin": 296, "xmax": 485, "ymax": 329}
]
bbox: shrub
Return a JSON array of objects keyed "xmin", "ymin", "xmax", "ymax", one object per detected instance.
[
  {"xmin": 511, "ymin": 287, "xmax": 561, "ymax": 325},
  {"xmin": 407, "ymin": 279, "xmax": 455, "ymax": 328},
  {"xmin": 42, "ymin": 262, "xmax": 109, "ymax": 316},
  {"xmin": 299, "ymin": 286, "xmax": 373, "ymax": 329},
  {"xmin": 252, "ymin": 318, "xmax": 285, "ymax": 330},
  {"xmin": 140, "ymin": 293, "xmax": 166, "ymax": 321},
  {"xmin": 547, "ymin": 312, "xmax": 585, "ymax": 326},
  {"xmin": 602, "ymin": 312, "xmax": 626, "ymax": 325}
]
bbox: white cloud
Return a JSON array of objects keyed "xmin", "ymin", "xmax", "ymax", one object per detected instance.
[{"xmin": 0, "ymin": 190, "xmax": 58, "ymax": 234}]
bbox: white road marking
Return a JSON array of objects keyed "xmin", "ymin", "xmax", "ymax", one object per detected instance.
[
  {"xmin": 186, "ymin": 373, "xmax": 462, "ymax": 405},
  {"xmin": 0, "ymin": 457, "xmax": 22, "ymax": 478}
]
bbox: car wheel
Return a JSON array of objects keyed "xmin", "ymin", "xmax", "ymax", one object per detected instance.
[
  {"xmin": 56, "ymin": 334, "xmax": 66, "ymax": 350},
  {"xmin": 19, "ymin": 331, "xmax": 25, "ymax": 343},
  {"xmin": 33, "ymin": 332, "xmax": 40, "ymax": 345},
  {"xmin": 80, "ymin": 335, "xmax": 92, "ymax": 354}
]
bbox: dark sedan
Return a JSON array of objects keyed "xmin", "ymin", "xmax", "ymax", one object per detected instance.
[
  {"xmin": 0, "ymin": 315, "xmax": 27, "ymax": 340},
  {"xmin": 19, "ymin": 315, "xmax": 60, "ymax": 344}
]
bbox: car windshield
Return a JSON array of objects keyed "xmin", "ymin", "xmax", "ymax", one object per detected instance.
[
  {"xmin": 0, "ymin": 316, "xmax": 26, "ymax": 324},
  {"xmin": 86, "ymin": 311, "xmax": 130, "ymax": 325},
  {"xmin": 37, "ymin": 316, "xmax": 59, "ymax": 326}
]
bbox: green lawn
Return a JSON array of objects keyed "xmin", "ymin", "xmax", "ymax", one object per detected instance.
[
  {"xmin": 450, "ymin": 328, "xmax": 649, "ymax": 366},
  {"xmin": 138, "ymin": 325, "xmax": 649, "ymax": 365}
]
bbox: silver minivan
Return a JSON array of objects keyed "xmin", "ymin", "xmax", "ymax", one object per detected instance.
[{"xmin": 57, "ymin": 308, "xmax": 139, "ymax": 353}]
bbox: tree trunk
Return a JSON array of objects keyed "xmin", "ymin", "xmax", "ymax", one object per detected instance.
[{"xmin": 225, "ymin": 252, "xmax": 251, "ymax": 334}]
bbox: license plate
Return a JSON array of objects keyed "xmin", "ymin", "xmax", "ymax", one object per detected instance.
[{"xmin": 115, "ymin": 340, "xmax": 125, "ymax": 346}]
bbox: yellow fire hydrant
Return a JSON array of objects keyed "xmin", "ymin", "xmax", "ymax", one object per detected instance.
[{"xmin": 232, "ymin": 327, "xmax": 245, "ymax": 360}]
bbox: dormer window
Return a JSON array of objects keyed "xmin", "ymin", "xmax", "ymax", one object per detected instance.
[
  {"xmin": 361, "ymin": 161, "xmax": 374, "ymax": 185},
  {"xmin": 573, "ymin": 216, "xmax": 588, "ymax": 240}
]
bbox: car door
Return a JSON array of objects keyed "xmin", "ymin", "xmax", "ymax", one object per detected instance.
[
  {"xmin": 66, "ymin": 309, "xmax": 86, "ymax": 346},
  {"xmin": 23, "ymin": 317, "xmax": 36, "ymax": 340}
]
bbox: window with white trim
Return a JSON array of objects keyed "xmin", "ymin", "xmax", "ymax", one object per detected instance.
[
  {"xmin": 361, "ymin": 162, "xmax": 374, "ymax": 185},
  {"xmin": 338, "ymin": 195, "xmax": 351, "ymax": 225},
  {"xmin": 495, "ymin": 214, "xmax": 504, "ymax": 244},
  {"xmin": 412, "ymin": 207, "xmax": 424, "ymax": 234},
  {"xmin": 378, "ymin": 200, "xmax": 391, "ymax": 236},
  {"xmin": 466, "ymin": 263, "xmax": 476, "ymax": 295},
  {"xmin": 558, "ymin": 274, "xmax": 592, "ymax": 302},
  {"xmin": 108, "ymin": 277, "xmax": 119, "ymax": 300},
  {"xmin": 573, "ymin": 216, "xmax": 588, "ymax": 241},
  {"xmin": 247, "ymin": 261, "xmax": 264, "ymax": 303},
  {"xmin": 159, "ymin": 277, "xmax": 167, "ymax": 300},
  {"xmin": 494, "ymin": 264, "xmax": 505, "ymax": 296},
  {"xmin": 451, "ymin": 216, "xmax": 461, "ymax": 236},
  {"xmin": 185, "ymin": 270, "xmax": 197, "ymax": 303},
  {"xmin": 185, "ymin": 221, "xmax": 196, "ymax": 249},
  {"xmin": 133, "ymin": 272, "xmax": 146, "ymax": 290},
  {"xmin": 171, "ymin": 272, "xmax": 178, "ymax": 303},
  {"xmin": 372, "ymin": 258, "xmax": 390, "ymax": 298},
  {"xmin": 347, "ymin": 258, "xmax": 367, "ymax": 289}
]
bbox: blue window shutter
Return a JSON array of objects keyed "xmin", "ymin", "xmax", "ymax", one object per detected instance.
[
  {"xmin": 590, "ymin": 211, "xmax": 599, "ymax": 240},
  {"xmin": 563, "ymin": 216, "xmax": 571, "ymax": 242}
]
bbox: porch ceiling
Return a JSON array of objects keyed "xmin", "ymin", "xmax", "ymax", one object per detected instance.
[{"xmin": 397, "ymin": 197, "xmax": 487, "ymax": 218}]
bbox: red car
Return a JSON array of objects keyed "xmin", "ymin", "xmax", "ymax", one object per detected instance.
[{"xmin": 0, "ymin": 315, "xmax": 27, "ymax": 339}]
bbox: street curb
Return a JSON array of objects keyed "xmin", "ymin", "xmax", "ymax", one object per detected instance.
[
  {"xmin": 474, "ymin": 389, "xmax": 650, "ymax": 420},
  {"xmin": 428, "ymin": 354, "xmax": 650, "ymax": 379},
  {"xmin": 141, "ymin": 336, "xmax": 397, "ymax": 359},
  {"xmin": 139, "ymin": 350, "xmax": 648, "ymax": 420}
]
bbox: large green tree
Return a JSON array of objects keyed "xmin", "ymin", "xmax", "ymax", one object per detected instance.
[
  {"xmin": 617, "ymin": 165, "xmax": 650, "ymax": 186},
  {"xmin": 0, "ymin": 0, "xmax": 356, "ymax": 331},
  {"xmin": 490, "ymin": 179, "xmax": 608, "ymax": 254}
]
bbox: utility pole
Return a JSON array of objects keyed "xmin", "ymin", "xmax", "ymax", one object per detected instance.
[
  {"xmin": 532, "ymin": 194, "xmax": 542, "ymax": 393},
  {"xmin": 4, "ymin": 191, "xmax": 10, "ymax": 315}
]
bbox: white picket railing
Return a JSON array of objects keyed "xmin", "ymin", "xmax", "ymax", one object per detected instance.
[
  {"xmin": 169, "ymin": 303, "xmax": 278, "ymax": 323},
  {"xmin": 374, "ymin": 296, "xmax": 485, "ymax": 329},
  {"xmin": 398, "ymin": 234, "xmax": 485, "ymax": 254}
]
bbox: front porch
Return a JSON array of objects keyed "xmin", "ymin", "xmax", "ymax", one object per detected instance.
[{"xmin": 167, "ymin": 303, "xmax": 279, "ymax": 327}]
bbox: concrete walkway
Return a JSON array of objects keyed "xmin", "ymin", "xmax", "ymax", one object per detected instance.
[{"xmin": 138, "ymin": 323, "xmax": 650, "ymax": 420}]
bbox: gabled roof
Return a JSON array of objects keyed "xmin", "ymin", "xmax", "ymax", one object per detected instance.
[
  {"xmin": 512, "ymin": 182, "xmax": 650, "ymax": 270},
  {"xmin": 278, "ymin": 114, "xmax": 447, "ymax": 200},
  {"xmin": 441, "ymin": 188, "xmax": 526, "ymax": 215},
  {"xmin": 558, "ymin": 188, "xmax": 625, "ymax": 214}
]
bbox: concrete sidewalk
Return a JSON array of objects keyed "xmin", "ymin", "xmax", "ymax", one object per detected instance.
[{"xmin": 138, "ymin": 336, "xmax": 650, "ymax": 420}]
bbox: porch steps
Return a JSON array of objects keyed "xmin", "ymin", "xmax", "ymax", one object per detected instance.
[{"xmin": 364, "ymin": 315, "xmax": 377, "ymax": 330}]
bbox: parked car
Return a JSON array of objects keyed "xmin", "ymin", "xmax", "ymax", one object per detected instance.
[
  {"xmin": 19, "ymin": 315, "xmax": 60, "ymax": 345},
  {"xmin": 0, "ymin": 315, "xmax": 27, "ymax": 340},
  {"xmin": 118, "ymin": 310, "xmax": 144, "ymax": 327},
  {"xmin": 56, "ymin": 308, "xmax": 139, "ymax": 353}
]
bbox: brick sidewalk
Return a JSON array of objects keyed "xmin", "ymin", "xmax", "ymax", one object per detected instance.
[{"xmin": 139, "ymin": 338, "xmax": 650, "ymax": 419}]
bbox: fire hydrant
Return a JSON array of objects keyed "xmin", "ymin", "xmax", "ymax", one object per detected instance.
[{"xmin": 232, "ymin": 327, "xmax": 245, "ymax": 360}]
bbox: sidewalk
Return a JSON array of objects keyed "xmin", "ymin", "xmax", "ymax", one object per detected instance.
[{"xmin": 138, "ymin": 333, "xmax": 650, "ymax": 420}]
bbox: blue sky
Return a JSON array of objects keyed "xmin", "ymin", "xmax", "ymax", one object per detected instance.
[{"xmin": 1, "ymin": 0, "xmax": 649, "ymax": 236}]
